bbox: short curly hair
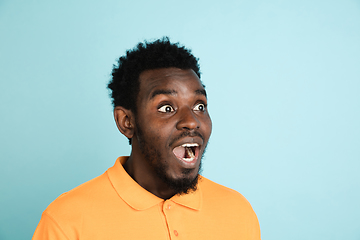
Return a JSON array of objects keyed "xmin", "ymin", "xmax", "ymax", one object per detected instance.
[{"xmin": 107, "ymin": 37, "xmax": 201, "ymax": 113}]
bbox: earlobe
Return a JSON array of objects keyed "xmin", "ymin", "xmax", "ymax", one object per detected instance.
[{"xmin": 114, "ymin": 106, "xmax": 135, "ymax": 139}]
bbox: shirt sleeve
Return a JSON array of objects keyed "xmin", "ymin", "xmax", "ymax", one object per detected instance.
[{"xmin": 32, "ymin": 212, "xmax": 70, "ymax": 240}]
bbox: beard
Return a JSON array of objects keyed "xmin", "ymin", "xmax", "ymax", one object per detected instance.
[{"xmin": 135, "ymin": 121, "xmax": 204, "ymax": 197}]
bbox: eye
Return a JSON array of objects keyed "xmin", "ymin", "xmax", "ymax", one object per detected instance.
[
  {"xmin": 158, "ymin": 104, "xmax": 175, "ymax": 113},
  {"xmin": 194, "ymin": 103, "xmax": 206, "ymax": 112}
]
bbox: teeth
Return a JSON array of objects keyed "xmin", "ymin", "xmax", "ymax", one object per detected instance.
[
  {"xmin": 186, "ymin": 147, "xmax": 195, "ymax": 158},
  {"xmin": 183, "ymin": 157, "xmax": 194, "ymax": 162},
  {"xmin": 181, "ymin": 143, "xmax": 199, "ymax": 147}
]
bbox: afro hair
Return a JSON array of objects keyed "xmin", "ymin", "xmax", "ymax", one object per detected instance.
[{"xmin": 107, "ymin": 37, "xmax": 201, "ymax": 113}]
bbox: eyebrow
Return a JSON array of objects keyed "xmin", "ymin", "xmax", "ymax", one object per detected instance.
[
  {"xmin": 150, "ymin": 89, "xmax": 177, "ymax": 100},
  {"xmin": 195, "ymin": 89, "xmax": 207, "ymax": 98},
  {"xmin": 149, "ymin": 88, "xmax": 207, "ymax": 100}
]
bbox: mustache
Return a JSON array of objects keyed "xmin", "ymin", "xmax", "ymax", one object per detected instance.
[{"xmin": 169, "ymin": 131, "xmax": 204, "ymax": 146}]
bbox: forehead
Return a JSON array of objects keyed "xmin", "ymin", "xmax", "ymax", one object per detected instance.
[{"xmin": 138, "ymin": 68, "xmax": 205, "ymax": 100}]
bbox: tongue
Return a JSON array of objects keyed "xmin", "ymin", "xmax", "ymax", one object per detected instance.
[{"xmin": 173, "ymin": 146, "xmax": 185, "ymax": 159}]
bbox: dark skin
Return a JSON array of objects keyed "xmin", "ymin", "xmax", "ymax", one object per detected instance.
[{"xmin": 114, "ymin": 68, "xmax": 212, "ymax": 199}]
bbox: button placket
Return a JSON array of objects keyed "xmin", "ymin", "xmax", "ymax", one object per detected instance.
[{"xmin": 162, "ymin": 201, "xmax": 180, "ymax": 238}]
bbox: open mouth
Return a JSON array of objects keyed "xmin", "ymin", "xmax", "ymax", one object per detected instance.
[{"xmin": 172, "ymin": 143, "xmax": 199, "ymax": 163}]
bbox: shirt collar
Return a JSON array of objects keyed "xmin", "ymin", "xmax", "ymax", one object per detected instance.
[{"xmin": 107, "ymin": 156, "xmax": 202, "ymax": 211}]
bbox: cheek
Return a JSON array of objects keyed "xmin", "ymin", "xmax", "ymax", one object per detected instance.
[
  {"xmin": 144, "ymin": 125, "xmax": 169, "ymax": 144},
  {"xmin": 203, "ymin": 116, "xmax": 212, "ymax": 139},
  {"xmin": 151, "ymin": 119, "xmax": 175, "ymax": 135}
]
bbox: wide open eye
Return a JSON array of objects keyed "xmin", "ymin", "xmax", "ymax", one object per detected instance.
[
  {"xmin": 158, "ymin": 104, "xmax": 174, "ymax": 113},
  {"xmin": 193, "ymin": 103, "xmax": 206, "ymax": 112}
]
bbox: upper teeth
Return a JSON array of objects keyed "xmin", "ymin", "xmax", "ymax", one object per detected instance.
[{"xmin": 181, "ymin": 143, "xmax": 199, "ymax": 147}]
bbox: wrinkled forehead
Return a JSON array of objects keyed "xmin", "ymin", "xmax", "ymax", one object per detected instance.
[{"xmin": 138, "ymin": 68, "xmax": 206, "ymax": 100}]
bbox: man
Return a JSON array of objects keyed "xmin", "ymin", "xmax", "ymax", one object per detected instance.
[{"xmin": 33, "ymin": 38, "xmax": 261, "ymax": 239}]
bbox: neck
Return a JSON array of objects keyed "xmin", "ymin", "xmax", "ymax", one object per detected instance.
[{"xmin": 123, "ymin": 152, "xmax": 177, "ymax": 200}]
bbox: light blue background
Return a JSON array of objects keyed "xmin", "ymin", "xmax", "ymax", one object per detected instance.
[{"xmin": 1, "ymin": 0, "xmax": 359, "ymax": 239}]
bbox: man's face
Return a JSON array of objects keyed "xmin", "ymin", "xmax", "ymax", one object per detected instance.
[{"xmin": 134, "ymin": 68, "xmax": 212, "ymax": 194}]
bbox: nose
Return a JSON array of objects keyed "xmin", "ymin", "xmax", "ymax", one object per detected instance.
[{"xmin": 176, "ymin": 107, "xmax": 200, "ymax": 130}]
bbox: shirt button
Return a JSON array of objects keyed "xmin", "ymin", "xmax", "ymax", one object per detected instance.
[
  {"xmin": 167, "ymin": 204, "xmax": 171, "ymax": 210},
  {"xmin": 174, "ymin": 230, "xmax": 178, "ymax": 236}
]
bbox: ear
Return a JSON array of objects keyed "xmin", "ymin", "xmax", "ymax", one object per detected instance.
[{"xmin": 114, "ymin": 106, "xmax": 135, "ymax": 139}]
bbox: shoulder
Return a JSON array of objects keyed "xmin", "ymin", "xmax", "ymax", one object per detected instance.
[
  {"xmin": 198, "ymin": 176, "xmax": 261, "ymax": 239},
  {"xmin": 44, "ymin": 172, "xmax": 110, "ymax": 218},
  {"xmin": 34, "ymin": 173, "xmax": 112, "ymax": 239},
  {"xmin": 199, "ymin": 176, "xmax": 249, "ymax": 200},
  {"xmin": 199, "ymin": 176, "xmax": 256, "ymax": 213}
]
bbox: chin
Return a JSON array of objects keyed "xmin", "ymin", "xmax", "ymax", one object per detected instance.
[{"xmin": 162, "ymin": 162, "xmax": 202, "ymax": 195}]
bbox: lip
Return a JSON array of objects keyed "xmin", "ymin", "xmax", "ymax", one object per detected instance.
[{"xmin": 171, "ymin": 136, "xmax": 204, "ymax": 148}]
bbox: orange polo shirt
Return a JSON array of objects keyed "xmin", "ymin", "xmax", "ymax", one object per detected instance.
[{"xmin": 33, "ymin": 157, "xmax": 261, "ymax": 239}]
